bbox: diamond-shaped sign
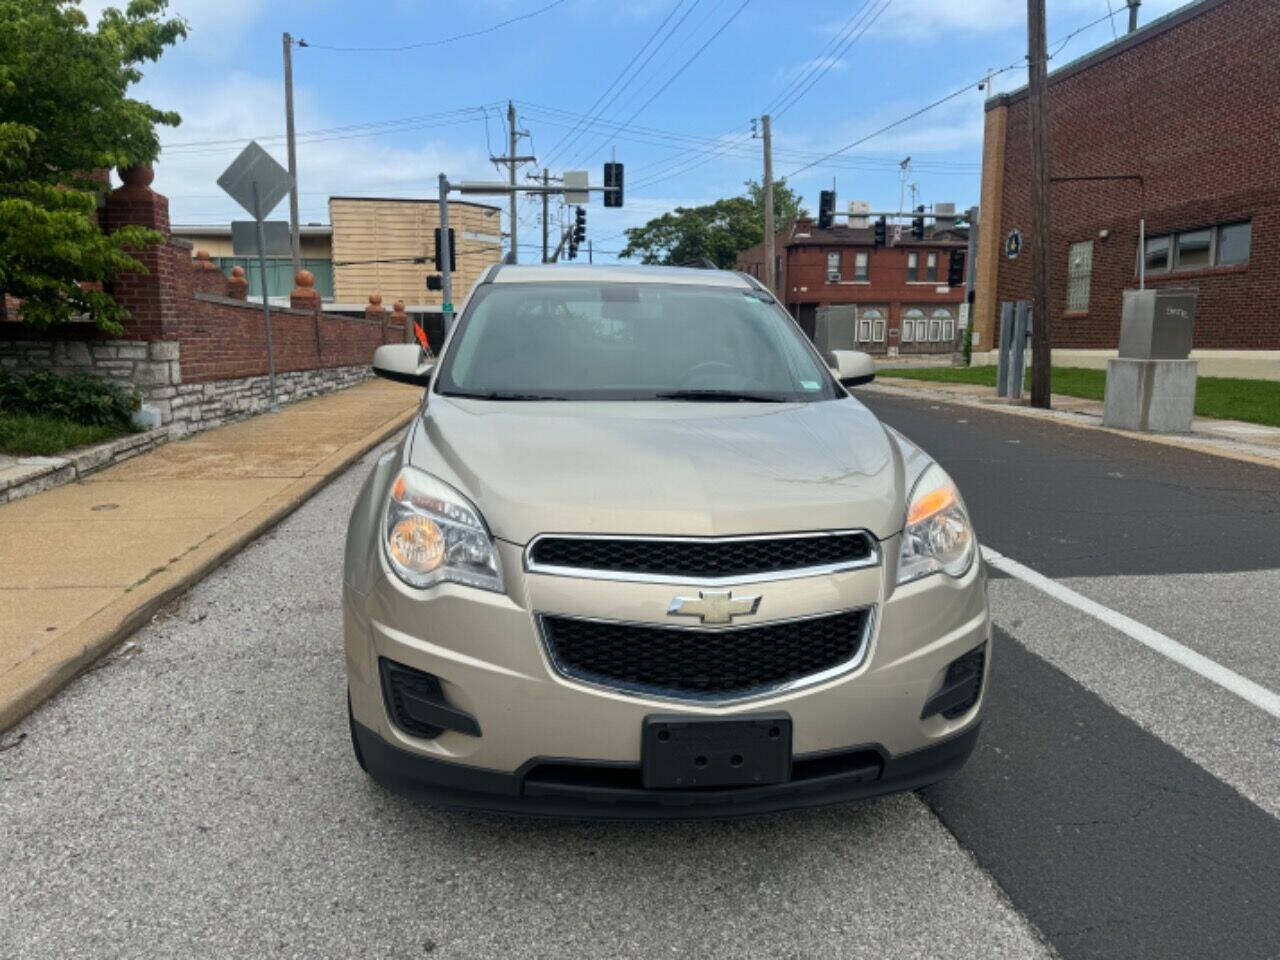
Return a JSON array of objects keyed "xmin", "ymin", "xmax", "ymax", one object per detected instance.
[{"xmin": 217, "ymin": 141, "xmax": 292, "ymax": 221}]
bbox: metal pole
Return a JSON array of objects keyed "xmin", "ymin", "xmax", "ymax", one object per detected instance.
[
  {"xmin": 541, "ymin": 169, "xmax": 549, "ymax": 263},
  {"xmin": 438, "ymin": 174, "xmax": 454, "ymax": 330},
  {"xmin": 996, "ymin": 302, "xmax": 1014, "ymax": 397},
  {"xmin": 588, "ymin": 239, "xmax": 593, "ymax": 264},
  {"xmin": 282, "ymin": 32, "xmax": 302, "ymax": 279},
  {"xmin": 507, "ymin": 101, "xmax": 518, "ymax": 264},
  {"xmin": 1139, "ymin": 218, "xmax": 1146, "ymax": 290},
  {"xmin": 762, "ymin": 114, "xmax": 776, "ymax": 294},
  {"xmin": 1127, "ymin": 0, "xmax": 1140, "ymax": 32},
  {"xmin": 252, "ymin": 180, "xmax": 279, "ymax": 413},
  {"xmin": 1026, "ymin": 0, "xmax": 1053, "ymax": 408}
]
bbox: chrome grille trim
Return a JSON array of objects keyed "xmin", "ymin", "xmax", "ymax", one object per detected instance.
[{"xmin": 523, "ymin": 530, "xmax": 882, "ymax": 586}]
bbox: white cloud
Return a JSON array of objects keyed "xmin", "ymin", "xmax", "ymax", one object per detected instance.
[
  {"xmin": 773, "ymin": 55, "xmax": 848, "ymax": 82},
  {"xmin": 74, "ymin": 0, "xmax": 270, "ymax": 60}
]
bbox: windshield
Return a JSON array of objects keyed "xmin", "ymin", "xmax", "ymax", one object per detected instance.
[{"xmin": 435, "ymin": 282, "xmax": 840, "ymax": 402}]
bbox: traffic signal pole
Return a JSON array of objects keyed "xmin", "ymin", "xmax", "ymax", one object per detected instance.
[{"xmin": 438, "ymin": 173, "xmax": 454, "ymax": 327}]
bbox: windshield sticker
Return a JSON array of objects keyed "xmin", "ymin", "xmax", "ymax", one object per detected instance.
[{"xmin": 800, "ymin": 380, "xmax": 821, "ymax": 390}]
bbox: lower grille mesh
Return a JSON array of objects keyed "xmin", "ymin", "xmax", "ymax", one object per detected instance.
[{"xmin": 541, "ymin": 610, "xmax": 869, "ymax": 699}]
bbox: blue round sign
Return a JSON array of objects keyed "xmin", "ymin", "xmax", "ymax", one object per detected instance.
[{"xmin": 1005, "ymin": 229, "xmax": 1022, "ymax": 259}]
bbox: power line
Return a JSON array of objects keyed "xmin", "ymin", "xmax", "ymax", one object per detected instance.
[
  {"xmin": 300, "ymin": 0, "xmax": 569, "ymax": 52},
  {"xmin": 771, "ymin": 0, "xmax": 891, "ymax": 120},
  {"xmin": 538, "ymin": 0, "xmax": 694, "ymax": 170},
  {"xmin": 572, "ymin": 0, "xmax": 752, "ymax": 167}
]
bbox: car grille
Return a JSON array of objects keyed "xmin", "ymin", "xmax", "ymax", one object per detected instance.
[
  {"xmin": 540, "ymin": 609, "xmax": 870, "ymax": 700},
  {"xmin": 527, "ymin": 532, "xmax": 876, "ymax": 580}
]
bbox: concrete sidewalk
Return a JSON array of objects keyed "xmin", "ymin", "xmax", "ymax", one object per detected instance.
[
  {"xmin": 867, "ymin": 376, "xmax": 1280, "ymax": 469},
  {"xmin": 0, "ymin": 378, "xmax": 420, "ymax": 731}
]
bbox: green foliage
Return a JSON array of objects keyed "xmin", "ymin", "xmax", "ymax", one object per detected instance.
[
  {"xmin": 0, "ymin": 412, "xmax": 127, "ymax": 455},
  {"xmin": 619, "ymin": 179, "xmax": 805, "ymax": 268},
  {"xmin": 0, "ymin": 0, "xmax": 187, "ymax": 333},
  {"xmin": 0, "ymin": 368, "xmax": 141, "ymax": 429}
]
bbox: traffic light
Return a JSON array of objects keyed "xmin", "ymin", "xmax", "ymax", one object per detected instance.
[
  {"xmin": 603, "ymin": 162, "xmax": 624, "ymax": 207},
  {"xmin": 818, "ymin": 190, "xmax": 835, "ymax": 230},
  {"xmin": 433, "ymin": 227, "xmax": 456, "ymax": 272},
  {"xmin": 426, "ymin": 274, "xmax": 443, "ymax": 291},
  {"xmin": 873, "ymin": 216, "xmax": 886, "ymax": 247},
  {"xmin": 948, "ymin": 249, "xmax": 965, "ymax": 287},
  {"xmin": 911, "ymin": 205, "xmax": 925, "ymax": 240},
  {"xmin": 573, "ymin": 206, "xmax": 586, "ymax": 243}
]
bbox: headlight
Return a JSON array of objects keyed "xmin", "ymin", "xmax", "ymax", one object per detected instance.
[
  {"xmin": 898, "ymin": 464, "xmax": 975, "ymax": 585},
  {"xmin": 382, "ymin": 467, "xmax": 503, "ymax": 591}
]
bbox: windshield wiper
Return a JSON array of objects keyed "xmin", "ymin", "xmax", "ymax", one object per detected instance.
[
  {"xmin": 650, "ymin": 389, "xmax": 790, "ymax": 403},
  {"xmin": 442, "ymin": 390, "xmax": 568, "ymax": 401}
]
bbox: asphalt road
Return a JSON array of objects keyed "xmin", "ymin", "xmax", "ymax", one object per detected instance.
[{"xmin": 2, "ymin": 391, "xmax": 1278, "ymax": 959}]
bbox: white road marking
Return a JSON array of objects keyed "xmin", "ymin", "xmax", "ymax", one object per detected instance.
[{"xmin": 982, "ymin": 545, "xmax": 1280, "ymax": 721}]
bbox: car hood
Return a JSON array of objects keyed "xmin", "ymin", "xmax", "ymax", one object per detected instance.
[{"xmin": 406, "ymin": 395, "xmax": 913, "ymax": 545}]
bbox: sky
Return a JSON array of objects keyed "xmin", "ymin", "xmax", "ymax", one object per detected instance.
[{"xmin": 92, "ymin": 0, "xmax": 1190, "ymax": 264}]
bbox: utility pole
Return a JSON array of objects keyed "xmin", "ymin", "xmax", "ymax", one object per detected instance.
[
  {"xmin": 761, "ymin": 114, "xmax": 776, "ymax": 293},
  {"xmin": 1027, "ymin": 0, "xmax": 1053, "ymax": 408},
  {"xmin": 282, "ymin": 32, "xmax": 302, "ymax": 278},
  {"xmin": 588, "ymin": 239, "xmax": 593, "ymax": 264},
  {"xmin": 1127, "ymin": 0, "xmax": 1140, "ymax": 33},
  {"xmin": 541, "ymin": 168, "xmax": 549, "ymax": 263},
  {"xmin": 489, "ymin": 102, "xmax": 537, "ymax": 264}
]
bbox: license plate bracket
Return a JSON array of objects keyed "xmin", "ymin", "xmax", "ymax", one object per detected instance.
[{"xmin": 641, "ymin": 713, "xmax": 792, "ymax": 789}]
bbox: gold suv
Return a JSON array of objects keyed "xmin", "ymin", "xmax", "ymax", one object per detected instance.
[{"xmin": 343, "ymin": 263, "xmax": 988, "ymax": 817}]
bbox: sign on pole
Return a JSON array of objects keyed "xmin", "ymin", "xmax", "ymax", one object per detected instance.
[
  {"xmin": 231, "ymin": 220, "xmax": 291, "ymax": 257},
  {"xmin": 217, "ymin": 141, "xmax": 293, "ymax": 220},
  {"xmin": 218, "ymin": 141, "xmax": 293, "ymax": 413},
  {"xmin": 563, "ymin": 170, "xmax": 588, "ymax": 205}
]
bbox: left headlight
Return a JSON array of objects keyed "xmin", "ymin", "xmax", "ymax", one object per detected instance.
[
  {"xmin": 898, "ymin": 463, "xmax": 976, "ymax": 585},
  {"xmin": 382, "ymin": 466, "xmax": 503, "ymax": 592}
]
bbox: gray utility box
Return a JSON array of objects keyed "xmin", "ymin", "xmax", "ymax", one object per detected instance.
[
  {"xmin": 814, "ymin": 304, "xmax": 858, "ymax": 355},
  {"xmin": 1118, "ymin": 287, "xmax": 1198, "ymax": 360}
]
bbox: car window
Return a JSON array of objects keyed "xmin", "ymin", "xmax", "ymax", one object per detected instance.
[{"xmin": 437, "ymin": 282, "xmax": 840, "ymax": 402}]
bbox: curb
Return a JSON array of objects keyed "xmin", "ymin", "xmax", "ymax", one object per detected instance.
[
  {"xmin": 864, "ymin": 379, "xmax": 1280, "ymax": 471},
  {"xmin": 0, "ymin": 404, "xmax": 417, "ymax": 734}
]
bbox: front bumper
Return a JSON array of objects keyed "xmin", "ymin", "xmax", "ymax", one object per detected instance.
[
  {"xmin": 352, "ymin": 716, "xmax": 981, "ymax": 818},
  {"xmin": 345, "ymin": 535, "xmax": 990, "ymax": 815}
]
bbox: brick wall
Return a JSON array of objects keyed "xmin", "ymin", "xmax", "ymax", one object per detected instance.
[{"xmin": 986, "ymin": 0, "xmax": 1280, "ymax": 350}]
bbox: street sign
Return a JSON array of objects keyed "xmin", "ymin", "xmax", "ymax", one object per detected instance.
[
  {"xmin": 563, "ymin": 170, "xmax": 588, "ymax": 205},
  {"xmin": 231, "ymin": 220, "xmax": 291, "ymax": 256},
  {"xmin": 217, "ymin": 141, "xmax": 293, "ymax": 220}
]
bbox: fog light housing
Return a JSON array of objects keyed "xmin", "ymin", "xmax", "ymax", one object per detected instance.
[{"xmin": 920, "ymin": 643, "xmax": 986, "ymax": 720}]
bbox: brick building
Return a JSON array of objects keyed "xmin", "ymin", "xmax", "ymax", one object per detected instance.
[
  {"xmin": 738, "ymin": 217, "xmax": 969, "ymax": 355},
  {"xmin": 973, "ymin": 0, "xmax": 1279, "ymax": 378}
]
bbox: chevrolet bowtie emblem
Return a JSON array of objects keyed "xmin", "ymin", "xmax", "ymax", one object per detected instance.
[{"xmin": 667, "ymin": 589, "xmax": 761, "ymax": 625}]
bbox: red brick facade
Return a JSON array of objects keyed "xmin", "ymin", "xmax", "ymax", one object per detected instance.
[
  {"xmin": 982, "ymin": 0, "xmax": 1279, "ymax": 351},
  {"xmin": 738, "ymin": 219, "xmax": 967, "ymax": 355}
]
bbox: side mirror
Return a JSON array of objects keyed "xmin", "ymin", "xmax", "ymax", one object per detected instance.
[
  {"xmin": 372, "ymin": 344, "xmax": 434, "ymax": 387},
  {"xmin": 828, "ymin": 350, "xmax": 876, "ymax": 387}
]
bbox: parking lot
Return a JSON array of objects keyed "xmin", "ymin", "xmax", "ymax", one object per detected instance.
[{"xmin": 3, "ymin": 391, "xmax": 1278, "ymax": 960}]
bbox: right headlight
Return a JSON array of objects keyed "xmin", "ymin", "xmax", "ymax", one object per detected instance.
[
  {"xmin": 897, "ymin": 464, "xmax": 975, "ymax": 585},
  {"xmin": 382, "ymin": 466, "xmax": 503, "ymax": 592}
]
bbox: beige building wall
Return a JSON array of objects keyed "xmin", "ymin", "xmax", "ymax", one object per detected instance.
[
  {"xmin": 972, "ymin": 102, "xmax": 1008, "ymax": 352},
  {"xmin": 169, "ymin": 229, "xmax": 330, "ymax": 260},
  {"xmin": 329, "ymin": 198, "xmax": 502, "ymax": 307}
]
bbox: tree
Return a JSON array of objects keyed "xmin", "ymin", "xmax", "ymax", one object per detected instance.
[
  {"xmin": 619, "ymin": 179, "xmax": 805, "ymax": 268},
  {"xmin": 0, "ymin": 0, "xmax": 187, "ymax": 333}
]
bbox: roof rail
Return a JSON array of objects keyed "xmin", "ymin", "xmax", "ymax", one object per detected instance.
[{"xmin": 679, "ymin": 258, "xmax": 719, "ymax": 270}]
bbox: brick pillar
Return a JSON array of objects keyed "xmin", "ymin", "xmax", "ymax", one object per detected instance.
[
  {"xmin": 101, "ymin": 164, "xmax": 184, "ymax": 342},
  {"xmin": 291, "ymin": 269, "xmax": 324, "ymax": 362},
  {"xmin": 191, "ymin": 249, "xmax": 225, "ymax": 296},
  {"xmin": 389, "ymin": 300, "xmax": 408, "ymax": 345},
  {"xmin": 227, "ymin": 266, "xmax": 249, "ymax": 300}
]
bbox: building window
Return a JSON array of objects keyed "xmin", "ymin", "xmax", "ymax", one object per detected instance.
[
  {"xmin": 936, "ymin": 308, "xmax": 955, "ymax": 342},
  {"xmin": 214, "ymin": 256, "xmax": 334, "ymax": 299},
  {"xmin": 901, "ymin": 307, "xmax": 923, "ymax": 342},
  {"xmin": 1217, "ymin": 222, "xmax": 1251, "ymax": 265},
  {"xmin": 1175, "ymin": 229, "xmax": 1212, "ymax": 270},
  {"xmin": 925, "ymin": 252, "xmax": 938, "ymax": 282},
  {"xmin": 854, "ymin": 251, "xmax": 868, "ymax": 282},
  {"xmin": 906, "ymin": 252, "xmax": 918, "ymax": 282},
  {"xmin": 827, "ymin": 251, "xmax": 841, "ymax": 283},
  {"xmin": 1066, "ymin": 240, "xmax": 1093, "ymax": 312},
  {"xmin": 858, "ymin": 307, "xmax": 885, "ymax": 343},
  {"xmin": 1141, "ymin": 221, "xmax": 1251, "ymax": 274}
]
